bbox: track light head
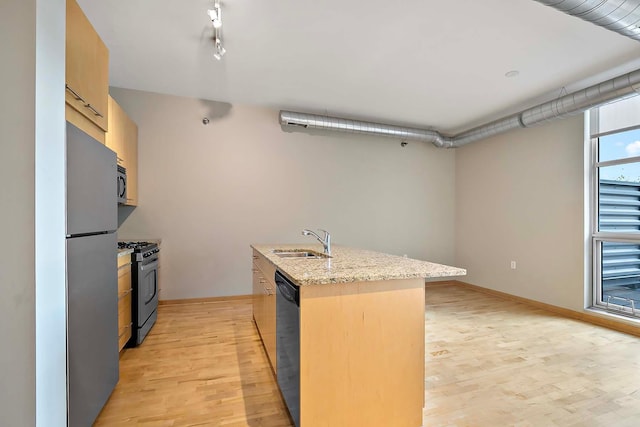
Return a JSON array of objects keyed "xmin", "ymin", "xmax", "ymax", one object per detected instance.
[{"xmin": 207, "ymin": 1, "xmax": 225, "ymax": 60}]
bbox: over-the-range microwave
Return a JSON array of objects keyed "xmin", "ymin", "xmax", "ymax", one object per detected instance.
[{"xmin": 117, "ymin": 165, "xmax": 127, "ymax": 204}]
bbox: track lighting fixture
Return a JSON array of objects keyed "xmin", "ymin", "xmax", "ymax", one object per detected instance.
[
  {"xmin": 213, "ymin": 37, "xmax": 226, "ymax": 60},
  {"xmin": 207, "ymin": 7, "xmax": 222, "ymax": 28},
  {"xmin": 207, "ymin": 1, "xmax": 225, "ymax": 60}
]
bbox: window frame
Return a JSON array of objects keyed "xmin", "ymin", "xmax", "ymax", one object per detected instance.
[{"xmin": 590, "ymin": 118, "xmax": 640, "ymax": 318}]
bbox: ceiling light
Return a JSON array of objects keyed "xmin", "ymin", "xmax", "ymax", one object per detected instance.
[
  {"xmin": 207, "ymin": 1, "xmax": 225, "ymax": 60},
  {"xmin": 207, "ymin": 8, "xmax": 222, "ymax": 28},
  {"xmin": 213, "ymin": 37, "xmax": 226, "ymax": 60}
]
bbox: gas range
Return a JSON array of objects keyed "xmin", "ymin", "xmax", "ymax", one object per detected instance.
[
  {"xmin": 118, "ymin": 240, "xmax": 160, "ymax": 347},
  {"xmin": 118, "ymin": 241, "xmax": 159, "ymax": 258},
  {"xmin": 118, "ymin": 241, "xmax": 156, "ymax": 251}
]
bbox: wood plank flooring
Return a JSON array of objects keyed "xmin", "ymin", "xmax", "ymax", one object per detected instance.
[
  {"xmin": 95, "ymin": 299, "xmax": 292, "ymax": 426},
  {"xmin": 96, "ymin": 283, "xmax": 640, "ymax": 426},
  {"xmin": 424, "ymin": 283, "xmax": 640, "ymax": 427}
]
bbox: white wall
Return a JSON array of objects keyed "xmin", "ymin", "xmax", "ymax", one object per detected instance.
[
  {"xmin": 35, "ymin": 0, "xmax": 67, "ymax": 424},
  {"xmin": 455, "ymin": 116, "xmax": 585, "ymax": 311},
  {"xmin": 112, "ymin": 88, "xmax": 456, "ymax": 299},
  {"xmin": 1, "ymin": 0, "xmax": 37, "ymax": 424}
]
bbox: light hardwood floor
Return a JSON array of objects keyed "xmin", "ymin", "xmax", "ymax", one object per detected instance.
[
  {"xmin": 96, "ymin": 283, "xmax": 640, "ymax": 426},
  {"xmin": 424, "ymin": 283, "xmax": 640, "ymax": 427},
  {"xmin": 95, "ymin": 298, "xmax": 292, "ymax": 426}
]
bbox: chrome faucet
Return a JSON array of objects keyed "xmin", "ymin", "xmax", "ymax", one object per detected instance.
[{"xmin": 302, "ymin": 228, "xmax": 331, "ymax": 256}]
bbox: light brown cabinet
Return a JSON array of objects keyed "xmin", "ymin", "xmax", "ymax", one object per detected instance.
[
  {"xmin": 298, "ymin": 279, "xmax": 425, "ymax": 426},
  {"xmin": 65, "ymin": 0, "xmax": 109, "ymax": 140},
  {"xmin": 117, "ymin": 254, "xmax": 133, "ymax": 351},
  {"xmin": 106, "ymin": 96, "xmax": 139, "ymax": 206},
  {"xmin": 252, "ymin": 250, "xmax": 276, "ymax": 372}
]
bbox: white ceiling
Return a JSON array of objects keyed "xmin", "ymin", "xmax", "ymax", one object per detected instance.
[{"xmin": 78, "ymin": 0, "xmax": 640, "ymax": 134}]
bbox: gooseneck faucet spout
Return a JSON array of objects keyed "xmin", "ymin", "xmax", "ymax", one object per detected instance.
[{"xmin": 302, "ymin": 228, "xmax": 331, "ymax": 256}]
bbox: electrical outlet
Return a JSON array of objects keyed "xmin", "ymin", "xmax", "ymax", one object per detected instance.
[{"xmin": 510, "ymin": 261, "xmax": 517, "ymax": 270}]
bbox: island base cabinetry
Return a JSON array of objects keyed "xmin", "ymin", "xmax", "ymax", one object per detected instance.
[
  {"xmin": 299, "ymin": 278, "xmax": 425, "ymax": 426},
  {"xmin": 252, "ymin": 251, "xmax": 277, "ymax": 372}
]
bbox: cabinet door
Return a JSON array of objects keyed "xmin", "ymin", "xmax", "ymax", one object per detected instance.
[
  {"xmin": 263, "ymin": 279, "xmax": 277, "ymax": 372},
  {"xmin": 253, "ymin": 251, "xmax": 277, "ymax": 372},
  {"xmin": 117, "ymin": 257, "xmax": 132, "ymax": 351},
  {"xmin": 66, "ymin": 0, "xmax": 109, "ymax": 131},
  {"xmin": 118, "ymin": 293, "xmax": 132, "ymax": 351},
  {"xmin": 106, "ymin": 96, "xmax": 138, "ymax": 206},
  {"xmin": 105, "ymin": 96, "xmax": 139, "ymax": 206},
  {"xmin": 105, "ymin": 97, "xmax": 125, "ymax": 163},
  {"xmin": 123, "ymin": 113, "xmax": 138, "ymax": 206},
  {"xmin": 252, "ymin": 264, "xmax": 264, "ymax": 333},
  {"xmin": 85, "ymin": 31, "xmax": 109, "ymax": 131}
]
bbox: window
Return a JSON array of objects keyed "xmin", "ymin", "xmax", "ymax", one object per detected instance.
[{"xmin": 591, "ymin": 99, "xmax": 640, "ymax": 318}]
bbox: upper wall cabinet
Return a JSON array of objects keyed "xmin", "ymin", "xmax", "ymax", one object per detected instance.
[
  {"xmin": 66, "ymin": 0, "xmax": 109, "ymax": 134},
  {"xmin": 106, "ymin": 96, "xmax": 138, "ymax": 206}
]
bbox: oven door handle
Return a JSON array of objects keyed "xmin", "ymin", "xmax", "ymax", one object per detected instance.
[{"xmin": 140, "ymin": 260, "xmax": 159, "ymax": 271}]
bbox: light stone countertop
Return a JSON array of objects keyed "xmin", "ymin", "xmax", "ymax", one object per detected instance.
[
  {"xmin": 118, "ymin": 248, "xmax": 133, "ymax": 258},
  {"xmin": 251, "ymin": 244, "xmax": 466, "ymax": 286}
]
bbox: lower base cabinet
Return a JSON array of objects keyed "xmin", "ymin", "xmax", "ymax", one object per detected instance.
[
  {"xmin": 117, "ymin": 255, "xmax": 132, "ymax": 351},
  {"xmin": 298, "ymin": 279, "xmax": 425, "ymax": 426},
  {"xmin": 252, "ymin": 250, "xmax": 277, "ymax": 372}
]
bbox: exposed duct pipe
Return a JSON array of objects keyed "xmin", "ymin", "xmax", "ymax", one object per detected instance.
[
  {"xmin": 280, "ymin": 67, "xmax": 640, "ymax": 148},
  {"xmin": 279, "ymin": 111, "xmax": 449, "ymax": 146},
  {"xmin": 534, "ymin": 0, "xmax": 640, "ymax": 42}
]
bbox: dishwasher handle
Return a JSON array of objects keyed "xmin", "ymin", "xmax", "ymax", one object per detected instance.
[{"xmin": 275, "ymin": 271, "xmax": 299, "ymax": 306}]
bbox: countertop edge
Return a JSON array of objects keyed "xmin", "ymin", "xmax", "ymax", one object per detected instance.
[
  {"xmin": 118, "ymin": 248, "xmax": 134, "ymax": 257},
  {"xmin": 251, "ymin": 244, "xmax": 467, "ymax": 286}
]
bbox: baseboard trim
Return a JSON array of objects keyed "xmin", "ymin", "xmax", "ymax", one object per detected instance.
[
  {"xmin": 427, "ymin": 280, "xmax": 640, "ymax": 338},
  {"xmin": 159, "ymin": 294, "xmax": 253, "ymax": 305}
]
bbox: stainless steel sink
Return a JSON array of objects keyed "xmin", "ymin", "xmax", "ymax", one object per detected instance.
[{"xmin": 273, "ymin": 249, "xmax": 331, "ymax": 259}]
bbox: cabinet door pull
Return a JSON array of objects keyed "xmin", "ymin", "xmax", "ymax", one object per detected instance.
[
  {"xmin": 118, "ymin": 288, "xmax": 133, "ymax": 300},
  {"xmin": 253, "ymin": 255, "xmax": 259, "ymax": 260},
  {"xmin": 65, "ymin": 84, "xmax": 86, "ymax": 103},
  {"xmin": 118, "ymin": 323, "xmax": 133, "ymax": 339},
  {"xmin": 86, "ymin": 103, "xmax": 104, "ymax": 118}
]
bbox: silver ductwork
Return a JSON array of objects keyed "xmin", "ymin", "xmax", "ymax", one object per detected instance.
[
  {"xmin": 280, "ymin": 68, "xmax": 640, "ymax": 148},
  {"xmin": 534, "ymin": 0, "xmax": 640, "ymax": 42},
  {"xmin": 279, "ymin": 111, "xmax": 450, "ymax": 147}
]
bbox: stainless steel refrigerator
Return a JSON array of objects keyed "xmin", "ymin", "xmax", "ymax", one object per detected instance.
[{"xmin": 66, "ymin": 122, "xmax": 119, "ymax": 426}]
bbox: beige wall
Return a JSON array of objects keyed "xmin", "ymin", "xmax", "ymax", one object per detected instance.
[
  {"xmin": 455, "ymin": 115, "xmax": 586, "ymax": 311},
  {"xmin": 112, "ymin": 87, "xmax": 456, "ymax": 299},
  {"xmin": 1, "ymin": 2, "xmax": 66, "ymax": 423},
  {"xmin": 1, "ymin": 0, "xmax": 36, "ymax": 424}
]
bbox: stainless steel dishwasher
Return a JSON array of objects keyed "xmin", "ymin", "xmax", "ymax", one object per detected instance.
[{"xmin": 275, "ymin": 271, "xmax": 300, "ymax": 427}]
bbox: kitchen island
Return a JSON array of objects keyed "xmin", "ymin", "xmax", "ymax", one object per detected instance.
[{"xmin": 251, "ymin": 244, "xmax": 465, "ymax": 427}]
